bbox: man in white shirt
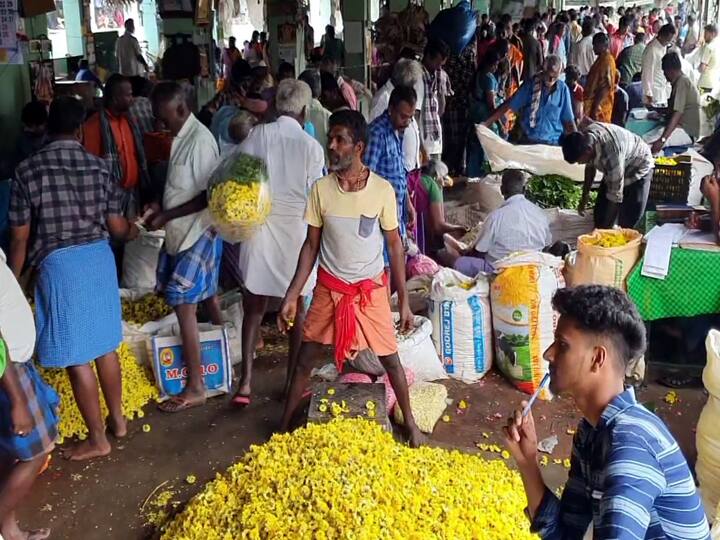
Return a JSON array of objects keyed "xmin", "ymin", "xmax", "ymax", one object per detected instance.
[
  {"xmin": 0, "ymin": 249, "xmax": 59, "ymax": 540},
  {"xmin": 641, "ymin": 23, "xmax": 676, "ymax": 105},
  {"xmin": 115, "ymin": 19, "xmax": 148, "ymax": 76},
  {"xmin": 232, "ymin": 79, "xmax": 325, "ymax": 405},
  {"xmin": 443, "ymin": 170, "xmax": 552, "ymax": 276},
  {"xmin": 570, "ymin": 19, "xmax": 598, "ymax": 78},
  {"xmin": 145, "ymin": 82, "xmax": 223, "ymax": 413},
  {"xmin": 298, "ymin": 69, "xmax": 332, "ymax": 162},
  {"xmin": 697, "ymin": 24, "xmax": 719, "ymax": 93}
]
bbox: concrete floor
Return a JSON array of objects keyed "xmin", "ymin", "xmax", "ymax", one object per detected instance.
[{"xmin": 18, "ymin": 328, "xmax": 709, "ymax": 540}]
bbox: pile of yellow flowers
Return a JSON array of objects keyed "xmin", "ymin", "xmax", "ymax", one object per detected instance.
[
  {"xmin": 586, "ymin": 230, "xmax": 629, "ymax": 248},
  {"xmin": 40, "ymin": 343, "xmax": 159, "ymax": 441},
  {"xmin": 208, "ymin": 181, "xmax": 272, "ymax": 242},
  {"xmin": 122, "ymin": 294, "xmax": 173, "ymax": 326},
  {"xmin": 162, "ymin": 419, "xmax": 537, "ymax": 540}
]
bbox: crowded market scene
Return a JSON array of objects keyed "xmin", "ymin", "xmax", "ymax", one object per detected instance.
[{"xmin": 1, "ymin": 0, "xmax": 720, "ymax": 537}]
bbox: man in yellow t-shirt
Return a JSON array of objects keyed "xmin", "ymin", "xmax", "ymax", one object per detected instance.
[{"xmin": 277, "ymin": 110, "xmax": 422, "ymax": 448}]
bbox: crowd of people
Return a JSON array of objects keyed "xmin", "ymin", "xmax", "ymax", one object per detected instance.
[{"xmin": 0, "ymin": 5, "xmax": 719, "ymax": 539}]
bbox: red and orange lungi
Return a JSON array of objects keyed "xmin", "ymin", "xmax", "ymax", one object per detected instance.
[{"xmin": 303, "ymin": 268, "xmax": 397, "ymax": 372}]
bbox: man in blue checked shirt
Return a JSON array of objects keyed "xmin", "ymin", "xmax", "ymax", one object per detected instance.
[
  {"xmin": 365, "ymin": 86, "xmax": 417, "ymax": 254},
  {"xmin": 504, "ymin": 285, "xmax": 710, "ymax": 540}
]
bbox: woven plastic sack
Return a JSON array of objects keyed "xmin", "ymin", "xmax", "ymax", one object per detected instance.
[
  {"xmin": 207, "ymin": 149, "xmax": 271, "ymax": 242},
  {"xmin": 491, "ymin": 252, "xmax": 564, "ymax": 399},
  {"xmin": 565, "ymin": 229, "xmax": 642, "ymax": 290},
  {"xmin": 393, "ymin": 382, "xmax": 448, "ymax": 433},
  {"xmin": 121, "ymin": 229, "xmax": 165, "ymax": 289},
  {"xmin": 429, "ymin": 268, "xmax": 493, "ymax": 383},
  {"xmin": 428, "ymin": 1, "xmax": 477, "ymax": 55},
  {"xmin": 697, "ymin": 330, "xmax": 720, "ymax": 521}
]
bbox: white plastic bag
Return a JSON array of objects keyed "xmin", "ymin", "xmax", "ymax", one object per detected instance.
[
  {"xmin": 491, "ymin": 252, "xmax": 564, "ymax": 398},
  {"xmin": 475, "ymin": 124, "xmax": 589, "ymax": 182},
  {"xmin": 429, "ymin": 268, "xmax": 493, "ymax": 383},
  {"xmin": 396, "ymin": 315, "xmax": 448, "ymax": 382},
  {"xmin": 218, "ymin": 290, "xmax": 243, "ymax": 365},
  {"xmin": 696, "ymin": 330, "xmax": 720, "ymax": 521},
  {"xmin": 393, "ymin": 382, "xmax": 449, "ymax": 433},
  {"xmin": 120, "ymin": 288, "xmax": 177, "ymax": 366},
  {"xmin": 121, "ymin": 230, "xmax": 165, "ymax": 289}
]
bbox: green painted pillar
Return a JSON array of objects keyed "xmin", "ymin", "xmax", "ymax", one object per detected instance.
[
  {"xmin": 341, "ymin": 0, "xmax": 369, "ymax": 86},
  {"xmin": 64, "ymin": 0, "xmax": 84, "ymax": 56},
  {"xmin": 142, "ymin": 0, "xmax": 160, "ymax": 58}
]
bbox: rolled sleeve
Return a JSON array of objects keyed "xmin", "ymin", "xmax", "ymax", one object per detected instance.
[{"xmin": 9, "ymin": 177, "xmax": 31, "ymax": 227}]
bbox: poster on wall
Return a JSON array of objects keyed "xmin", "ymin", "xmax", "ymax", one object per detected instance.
[
  {"xmin": 90, "ymin": 0, "xmax": 130, "ymax": 33},
  {"xmin": 277, "ymin": 22, "xmax": 297, "ymax": 64},
  {"xmin": 0, "ymin": 0, "xmax": 17, "ymax": 49}
]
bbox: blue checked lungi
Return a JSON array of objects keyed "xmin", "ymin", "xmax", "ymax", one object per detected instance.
[
  {"xmin": 0, "ymin": 362, "xmax": 59, "ymax": 461},
  {"xmin": 156, "ymin": 227, "xmax": 223, "ymax": 307},
  {"xmin": 35, "ymin": 240, "xmax": 122, "ymax": 368}
]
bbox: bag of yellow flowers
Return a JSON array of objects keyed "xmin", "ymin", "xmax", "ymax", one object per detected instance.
[
  {"xmin": 206, "ymin": 150, "xmax": 271, "ymax": 242},
  {"xmin": 565, "ymin": 228, "xmax": 642, "ymax": 290}
]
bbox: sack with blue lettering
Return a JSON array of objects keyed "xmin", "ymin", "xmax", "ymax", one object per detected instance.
[
  {"xmin": 429, "ymin": 269, "xmax": 493, "ymax": 383},
  {"xmin": 491, "ymin": 252, "xmax": 564, "ymax": 399},
  {"xmin": 149, "ymin": 325, "xmax": 232, "ymax": 401}
]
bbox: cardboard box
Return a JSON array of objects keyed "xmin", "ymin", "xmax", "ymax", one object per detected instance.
[{"xmin": 149, "ymin": 327, "xmax": 232, "ymax": 401}]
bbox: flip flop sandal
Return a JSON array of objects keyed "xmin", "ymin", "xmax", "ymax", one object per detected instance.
[
  {"xmin": 231, "ymin": 394, "xmax": 251, "ymax": 408},
  {"xmin": 158, "ymin": 396, "xmax": 206, "ymax": 413},
  {"xmin": 658, "ymin": 374, "xmax": 700, "ymax": 389}
]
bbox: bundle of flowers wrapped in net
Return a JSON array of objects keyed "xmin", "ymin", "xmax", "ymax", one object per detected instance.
[
  {"xmin": 162, "ymin": 418, "xmax": 537, "ymax": 540},
  {"xmin": 207, "ymin": 150, "xmax": 272, "ymax": 242}
]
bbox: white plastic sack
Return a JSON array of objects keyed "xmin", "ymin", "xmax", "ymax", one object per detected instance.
[
  {"xmin": 429, "ymin": 269, "xmax": 493, "ymax": 383},
  {"xmin": 696, "ymin": 330, "xmax": 720, "ymax": 521},
  {"xmin": 396, "ymin": 314, "xmax": 448, "ymax": 382},
  {"xmin": 120, "ymin": 288, "xmax": 177, "ymax": 366},
  {"xmin": 393, "ymin": 381, "xmax": 449, "ymax": 433},
  {"xmin": 475, "ymin": 124, "xmax": 588, "ymax": 183},
  {"xmin": 121, "ymin": 230, "xmax": 165, "ymax": 289},
  {"xmin": 218, "ymin": 290, "xmax": 243, "ymax": 365}
]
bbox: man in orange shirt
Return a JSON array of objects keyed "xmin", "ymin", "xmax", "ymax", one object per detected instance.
[
  {"xmin": 84, "ymin": 74, "xmax": 149, "ymax": 218},
  {"xmin": 584, "ymin": 33, "xmax": 617, "ymax": 123}
]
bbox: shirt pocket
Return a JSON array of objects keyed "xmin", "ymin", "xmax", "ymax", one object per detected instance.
[{"xmin": 358, "ymin": 214, "xmax": 378, "ymax": 238}]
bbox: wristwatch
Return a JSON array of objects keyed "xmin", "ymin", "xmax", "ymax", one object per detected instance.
[{"xmin": 660, "ymin": 136, "xmax": 668, "ymax": 143}]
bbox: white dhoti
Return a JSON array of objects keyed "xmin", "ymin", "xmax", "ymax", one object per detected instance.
[{"xmin": 238, "ymin": 211, "xmax": 316, "ymax": 298}]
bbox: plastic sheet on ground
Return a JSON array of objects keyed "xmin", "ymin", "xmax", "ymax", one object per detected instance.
[{"xmin": 475, "ymin": 124, "xmax": 588, "ymax": 182}]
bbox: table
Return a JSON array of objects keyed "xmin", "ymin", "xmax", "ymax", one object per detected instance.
[{"xmin": 627, "ymin": 247, "xmax": 720, "ymax": 321}]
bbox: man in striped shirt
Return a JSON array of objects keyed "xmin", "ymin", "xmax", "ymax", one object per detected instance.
[{"xmin": 505, "ymin": 285, "xmax": 710, "ymax": 540}]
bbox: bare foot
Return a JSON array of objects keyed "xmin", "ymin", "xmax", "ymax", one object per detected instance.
[
  {"xmin": 256, "ymin": 333, "xmax": 265, "ymax": 351},
  {"xmin": 62, "ymin": 438, "xmax": 111, "ymax": 461},
  {"xmin": 2, "ymin": 528, "xmax": 51, "ymax": 540},
  {"xmin": 107, "ymin": 415, "xmax": 128, "ymax": 438},
  {"xmin": 406, "ymin": 424, "xmax": 426, "ymax": 448},
  {"xmin": 158, "ymin": 389, "xmax": 206, "ymax": 413}
]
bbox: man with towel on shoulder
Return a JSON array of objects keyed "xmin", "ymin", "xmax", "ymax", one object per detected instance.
[{"xmin": 8, "ymin": 96, "xmax": 139, "ymax": 461}]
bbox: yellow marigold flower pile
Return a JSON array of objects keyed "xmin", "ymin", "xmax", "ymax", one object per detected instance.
[
  {"xmin": 122, "ymin": 294, "xmax": 173, "ymax": 326},
  {"xmin": 40, "ymin": 343, "xmax": 159, "ymax": 441},
  {"xmin": 162, "ymin": 419, "xmax": 537, "ymax": 540},
  {"xmin": 585, "ymin": 230, "xmax": 629, "ymax": 248}
]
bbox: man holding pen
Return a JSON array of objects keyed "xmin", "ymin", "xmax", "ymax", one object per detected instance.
[{"xmin": 504, "ymin": 285, "xmax": 709, "ymax": 539}]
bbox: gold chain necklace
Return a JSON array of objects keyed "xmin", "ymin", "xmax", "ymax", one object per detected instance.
[{"xmin": 337, "ymin": 166, "xmax": 368, "ymax": 191}]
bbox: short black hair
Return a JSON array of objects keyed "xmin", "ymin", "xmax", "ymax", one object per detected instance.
[
  {"xmin": 552, "ymin": 285, "xmax": 647, "ymax": 368},
  {"xmin": 329, "ymin": 110, "xmax": 367, "ymax": 146},
  {"xmin": 47, "ymin": 96, "xmax": 85, "ymax": 136},
  {"xmin": 593, "ymin": 32, "xmax": 609, "ymax": 46},
  {"xmin": 79, "ymin": 59, "xmax": 89, "ymax": 69},
  {"xmin": 424, "ymin": 37, "xmax": 450, "ymax": 60},
  {"xmin": 561, "ymin": 131, "xmax": 592, "ymax": 163},
  {"xmin": 661, "ymin": 51, "xmax": 682, "ymax": 71},
  {"xmin": 129, "ymin": 75, "xmax": 153, "ymax": 97},
  {"xmin": 231, "ymin": 58, "xmax": 252, "ymax": 86},
  {"xmin": 389, "ymin": 85, "xmax": 417, "ymax": 109},
  {"xmin": 565, "ymin": 64, "xmax": 581, "ymax": 83},
  {"xmin": 658, "ymin": 23, "xmax": 677, "ymax": 38},
  {"xmin": 298, "ymin": 69, "xmax": 321, "ymax": 98},
  {"xmin": 581, "ymin": 18, "xmax": 595, "ymax": 35},
  {"xmin": 104, "ymin": 73, "xmax": 130, "ymax": 107},
  {"xmin": 151, "ymin": 81, "xmax": 184, "ymax": 109},
  {"xmin": 278, "ymin": 61, "xmax": 295, "ymax": 78},
  {"xmin": 320, "ymin": 70, "xmax": 340, "ymax": 94},
  {"xmin": 706, "ymin": 24, "xmax": 718, "ymax": 35},
  {"xmin": 21, "ymin": 100, "xmax": 48, "ymax": 127}
]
